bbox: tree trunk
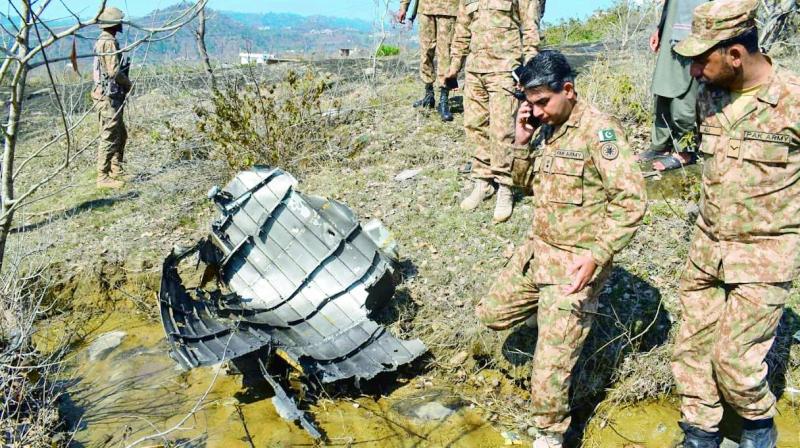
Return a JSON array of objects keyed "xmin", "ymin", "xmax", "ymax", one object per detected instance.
[
  {"xmin": 0, "ymin": 2, "xmax": 31, "ymax": 272},
  {"xmin": 194, "ymin": 7, "xmax": 215, "ymax": 89}
]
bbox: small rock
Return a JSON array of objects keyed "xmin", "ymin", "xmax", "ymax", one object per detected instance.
[
  {"xmin": 87, "ymin": 331, "xmax": 126, "ymax": 361},
  {"xmin": 449, "ymin": 351, "xmax": 469, "ymax": 366},
  {"xmin": 500, "ymin": 431, "xmax": 524, "ymax": 445},
  {"xmin": 412, "ymin": 402, "xmax": 455, "ymax": 421},
  {"xmin": 394, "ymin": 168, "xmax": 422, "ymax": 181},
  {"xmin": 720, "ymin": 439, "xmax": 739, "ymax": 448}
]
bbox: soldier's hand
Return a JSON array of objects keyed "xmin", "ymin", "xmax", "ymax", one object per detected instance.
[
  {"xmin": 649, "ymin": 30, "xmax": 660, "ymax": 53},
  {"xmin": 514, "ymin": 101, "xmax": 536, "ymax": 145},
  {"xmin": 563, "ymin": 255, "xmax": 597, "ymax": 295},
  {"xmin": 396, "ymin": 8, "xmax": 407, "ymax": 24}
]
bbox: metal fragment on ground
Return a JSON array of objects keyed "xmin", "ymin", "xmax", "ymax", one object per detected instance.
[{"xmin": 159, "ymin": 166, "xmax": 427, "ymax": 436}]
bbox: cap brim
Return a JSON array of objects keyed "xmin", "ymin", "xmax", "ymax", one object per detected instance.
[{"xmin": 674, "ymin": 35, "xmax": 718, "ymax": 57}]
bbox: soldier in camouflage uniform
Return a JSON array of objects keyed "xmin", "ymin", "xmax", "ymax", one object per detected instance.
[
  {"xmin": 475, "ymin": 51, "xmax": 647, "ymax": 448},
  {"xmin": 397, "ymin": 0, "xmax": 460, "ymax": 121},
  {"xmin": 670, "ymin": 1, "xmax": 799, "ymax": 446},
  {"xmin": 93, "ymin": 6, "xmax": 131, "ymax": 189},
  {"xmin": 446, "ymin": 0, "xmax": 540, "ymax": 223}
]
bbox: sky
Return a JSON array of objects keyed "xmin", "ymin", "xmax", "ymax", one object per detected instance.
[{"xmin": 37, "ymin": 0, "xmax": 618, "ymax": 24}]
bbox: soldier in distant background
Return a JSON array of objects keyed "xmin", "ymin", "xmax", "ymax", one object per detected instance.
[
  {"xmin": 93, "ymin": 6, "xmax": 132, "ymax": 189},
  {"xmin": 446, "ymin": 0, "xmax": 540, "ymax": 222},
  {"xmin": 397, "ymin": 0, "xmax": 460, "ymax": 121},
  {"xmin": 639, "ymin": 0, "xmax": 707, "ymax": 172}
]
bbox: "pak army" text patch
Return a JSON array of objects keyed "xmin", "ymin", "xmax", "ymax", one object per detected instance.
[
  {"xmin": 554, "ymin": 150, "xmax": 584, "ymax": 160},
  {"xmin": 743, "ymin": 131, "xmax": 791, "ymax": 144}
]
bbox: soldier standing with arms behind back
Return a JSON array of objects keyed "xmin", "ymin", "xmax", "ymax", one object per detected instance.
[
  {"xmin": 93, "ymin": 6, "xmax": 131, "ymax": 189},
  {"xmin": 446, "ymin": 0, "xmax": 540, "ymax": 223},
  {"xmin": 476, "ymin": 51, "xmax": 646, "ymax": 448},
  {"xmin": 396, "ymin": 0, "xmax": 460, "ymax": 121},
  {"xmin": 670, "ymin": 0, "xmax": 800, "ymax": 446}
]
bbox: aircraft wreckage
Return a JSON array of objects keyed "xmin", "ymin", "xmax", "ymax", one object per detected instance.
[{"xmin": 159, "ymin": 166, "xmax": 427, "ymax": 438}]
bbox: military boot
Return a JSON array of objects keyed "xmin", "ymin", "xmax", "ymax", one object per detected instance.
[
  {"xmin": 110, "ymin": 163, "xmax": 133, "ymax": 182},
  {"xmin": 493, "ymin": 184, "xmax": 513, "ymax": 223},
  {"xmin": 678, "ymin": 422, "xmax": 721, "ymax": 448},
  {"xmin": 97, "ymin": 173, "xmax": 124, "ymax": 189},
  {"xmin": 739, "ymin": 418, "xmax": 777, "ymax": 448},
  {"xmin": 438, "ymin": 87, "xmax": 453, "ymax": 121},
  {"xmin": 460, "ymin": 179, "xmax": 495, "ymax": 210},
  {"xmin": 532, "ymin": 432, "xmax": 563, "ymax": 448},
  {"xmin": 413, "ymin": 83, "xmax": 435, "ymax": 109}
]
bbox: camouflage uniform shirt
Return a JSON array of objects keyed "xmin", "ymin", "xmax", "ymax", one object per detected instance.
[
  {"xmin": 692, "ymin": 64, "xmax": 800, "ymax": 283},
  {"xmin": 450, "ymin": 0, "xmax": 540, "ymax": 73},
  {"xmin": 523, "ymin": 101, "xmax": 647, "ymax": 283},
  {"xmin": 92, "ymin": 30, "xmax": 131, "ymax": 101},
  {"xmin": 400, "ymin": 0, "xmax": 459, "ymax": 17}
]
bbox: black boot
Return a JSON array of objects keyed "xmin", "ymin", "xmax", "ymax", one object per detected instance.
[
  {"xmin": 413, "ymin": 83, "xmax": 435, "ymax": 109},
  {"xmin": 438, "ymin": 87, "xmax": 453, "ymax": 121},
  {"xmin": 679, "ymin": 422, "xmax": 721, "ymax": 448},
  {"xmin": 739, "ymin": 418, "xmax": 777, "ymax": 448}
]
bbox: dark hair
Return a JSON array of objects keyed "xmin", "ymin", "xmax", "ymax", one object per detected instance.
[
  {"xmin": 518, "ymin": 50, "xmax": 576, "ymax": 93},
  {"xmin": 712, "ymin": 27, "xmax": 760, "ymax": 54}
]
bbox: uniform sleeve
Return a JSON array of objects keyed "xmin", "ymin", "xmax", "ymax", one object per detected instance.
[
  {"xmin": 448, "ymin": 0, "xmax": 471, "ymax": 74},
  {"xmin": 519, "ymin": 0, "xmax": 540, "ymax": 62},
  {"xmin": 399, "ymin": 0, "xmax": 411, "ymax": 11},
  {"xmin": 98, "ymin": 38, "xmax": 131, "ymax": 91},
  {"xmin": 586, "ymin": 121, "xmax": 647, "ymax": 267}
]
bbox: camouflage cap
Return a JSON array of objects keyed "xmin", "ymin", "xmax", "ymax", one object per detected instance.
[
  {"xmin": 98, "ymin": 7, "xmax": 124, "ymax": 29},
  {"xmin": 674, "ymin": 0, "xmax": 758, "ymax": 58}
]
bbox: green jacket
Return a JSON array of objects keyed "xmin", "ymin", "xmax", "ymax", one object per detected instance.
[{"xmin": 652, "ymin": 0, "xmax": 707, "ymax": 98}]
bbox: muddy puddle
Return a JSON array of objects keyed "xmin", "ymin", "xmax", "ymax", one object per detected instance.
[{"xmin": 40, "ymin": 311, "xmax": 504, "ymax": 447}]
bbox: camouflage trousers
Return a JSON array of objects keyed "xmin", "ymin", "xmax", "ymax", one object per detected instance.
[
  {"xmin": 651, "ymin": 77, "xmax": 698, "ymax": 152},
  {"xmin": 475, "ymin": 240, "xmax": 609, "ymax": 434},
  {"xmin": 96, "ymin": 97, "xmax": 127, "ymax": 176},
  {"xmin": 418, "ymin": 14, "xmax": 455, "ymax": 88},
  {"xmin": 671, "ymin": 259, "xmax": 788, "ymax": 433},
  {"xmin": 464, "ymin": 71, "xmax": 516, "ymax": 186}
]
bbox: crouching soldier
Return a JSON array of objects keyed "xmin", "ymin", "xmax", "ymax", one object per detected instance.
[{"xmin": 475, "ymin": 50, "xmax": 647, "ymax": 447}]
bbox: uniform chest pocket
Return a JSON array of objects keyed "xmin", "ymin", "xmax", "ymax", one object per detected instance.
[
  {"xmin": 545, "ymin": 155, "xmax": 584, "ymax": 205},
  {"xmin": 740, "ymin": 138, "xmax": 790, "ymax": 187},
  {"xmin": 698, "ymin": 125, "xmax": 721, "ymax": 157},
  {"xmin": 477, "ymin": 0, "xmax": 513, "ymax": 27}
]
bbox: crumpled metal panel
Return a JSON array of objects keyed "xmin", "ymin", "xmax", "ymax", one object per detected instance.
[{"xmin": 160, "ymin": 166, "xmax": 426, "ymax": 383}]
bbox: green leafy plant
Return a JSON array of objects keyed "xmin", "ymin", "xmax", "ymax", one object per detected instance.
[{"xmin": 375, "ymin": 44, "xmax": 400, "ymax": 57}]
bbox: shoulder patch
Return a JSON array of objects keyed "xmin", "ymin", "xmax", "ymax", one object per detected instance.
[
  {"xmin": 598, "ymin": 129, "xmax": 617, "ymax": 142},
  {"xmin": 600, "ymin": 143, "xmax": 619, "ymax": 160}
]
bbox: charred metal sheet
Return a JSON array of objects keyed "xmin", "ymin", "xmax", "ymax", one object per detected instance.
[{"xmin": 159, "ymin": 166, "xmax": 426, "ymax": 384}]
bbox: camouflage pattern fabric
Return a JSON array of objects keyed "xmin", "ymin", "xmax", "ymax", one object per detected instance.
[
  {"xmin": 96, "ymin": 98, "xmax": 127, "ymax": 176},
  {"xmin": 449, "ymin": 0, "xmax": 541, "ymax": 74},
  {"xmin": 670, "ymin": 64, "xmax": 800, "ymax": 432},
  {"xmin": 674, "ymin": 0, "xmax": 758, "ymax": 57},
  {"xmin": 528, "ymin": 101, "xmax": 647, "ymax": 280},
  {"xmin": 400, "ymin": 0, "xmax": 459, "ymax": 17},
  {"xmin": 476, "ymin": 100, "xmax": 646, "ymax": 435},
  {"xmin": 93, "ymin": 30, "xmax": 130, "ymax": 178},
  {"xmin": 671, "ymin": 259, "xmax": 789, "ymax": 432},
  {"xmin": 476, "ymin": 240, "xmax": 610, "ymax": 434},
  {"xmin": 689, "ymin": 66, "xmax": 800, "ymax": 283},
  {"xmin": 464, "ymin": 71, "xmax": 517, "ymax": 184},
  {"xmin": 417, "ymin": 14, "xmax": 456, "ymax": 87}
]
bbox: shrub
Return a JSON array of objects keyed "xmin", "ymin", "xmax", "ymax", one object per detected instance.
[
  {"xmin": 375, "ymin": 44, "xmax": 400, "ymax": 57},
  {"xmin": 195, "ymin": 69, "xmax": 341, "ymax": 173}
]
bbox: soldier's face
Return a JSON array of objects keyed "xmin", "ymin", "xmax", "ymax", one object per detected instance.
[
  {"xmin": 691, "ymin": 47, "xmax": 738, "ymax": 87},
  {"xmin": 524, "ymin": 82, "xmax": 576, "ymax": 126}
]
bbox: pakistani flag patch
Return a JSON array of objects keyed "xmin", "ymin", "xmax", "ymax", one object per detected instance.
[{"xmin": 598, "ymin": 129, "xmax": 617, "ymax": 142}]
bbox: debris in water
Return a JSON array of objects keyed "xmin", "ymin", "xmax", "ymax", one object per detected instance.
[{"xmin": 159, "ymin": 166, "xmax": 427, "ymax": 438}]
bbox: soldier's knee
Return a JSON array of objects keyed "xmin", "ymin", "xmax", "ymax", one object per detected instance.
[{"xmin": 475, "ymin": 304, "xmax": 511, "ymax": 331}]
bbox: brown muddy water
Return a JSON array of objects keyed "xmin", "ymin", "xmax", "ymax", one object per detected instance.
[
  {"xmin": 40, "ymin": 311, "xmax": 505, "ymax": 447},
  {"xmin": 37, "ymin": 300, "xmax": 800, "ymax": 447}
]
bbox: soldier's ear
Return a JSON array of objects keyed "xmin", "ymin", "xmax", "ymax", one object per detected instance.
[
  {"xmin": 727, "ymin": 46, "xmax": 744, "ymax": 69},
  {"xmin": 563, "ymin": 81, "xmax": 576, "ymax": 99}
]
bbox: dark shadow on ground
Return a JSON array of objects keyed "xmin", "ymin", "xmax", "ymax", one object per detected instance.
[
  {"xmin": 499, "ymin": 266, "xmax": 671, "ymax": 447},
  {"xmin": 12, "ymin": 190, "xmax": 139, "ymax": 234}
]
